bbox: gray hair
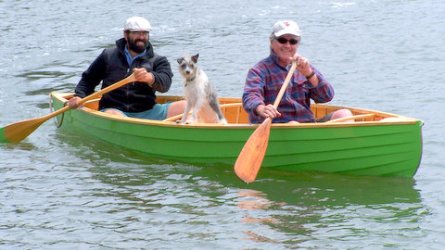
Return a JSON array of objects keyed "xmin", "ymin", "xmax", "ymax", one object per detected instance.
[{"xmin": 269, "ymin": 33, "xmax": 276, "ymax": 42}]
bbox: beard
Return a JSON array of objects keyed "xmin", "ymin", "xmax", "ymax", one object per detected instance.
[{"xmin": 128, "ymin": 38, "xmax": 148, "ymax": 54}]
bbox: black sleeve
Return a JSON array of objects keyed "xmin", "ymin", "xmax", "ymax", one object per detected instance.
[
  {"xmin": 74, "ymin": 50, "xmax": 107, "ymax": 98},
  {"xmin": 150, "ymin": 55, "xmax": 173, "ymax": 93}
]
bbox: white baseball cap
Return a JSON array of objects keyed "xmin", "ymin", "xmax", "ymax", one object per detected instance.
[
  {"xmin": 124, "ymin": 16, "xmax": 152, "ymax": 32},
  {"xmin": 272, "ymin": 20, "xmax": 301, "ymax": 37}
]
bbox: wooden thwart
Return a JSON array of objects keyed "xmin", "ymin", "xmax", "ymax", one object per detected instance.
[{"xmin": 326, "ymin": 113, "xmax": 375, "ymax": 123}]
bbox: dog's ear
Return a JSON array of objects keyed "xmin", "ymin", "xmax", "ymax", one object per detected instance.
[
  {"xmin": 191, "ymin": 53, "xmax": 199, "ymax": 63},
  {"xmin": 177, "ymin": 57, "xmax": 184, "ymax": 64}
]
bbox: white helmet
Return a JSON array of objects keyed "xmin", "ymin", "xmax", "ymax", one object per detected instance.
[{"xmin": 124, "ymin": 16, "xmax": 152, "ymax": 32}]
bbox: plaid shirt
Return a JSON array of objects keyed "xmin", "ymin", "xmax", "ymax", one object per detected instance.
[{"xmin": 242, "ymin": 52, "xmax": 334, "ymax": 124}]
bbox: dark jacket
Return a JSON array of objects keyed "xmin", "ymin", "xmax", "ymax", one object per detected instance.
[{"xmin": 74, "ymin": 38, "xmax": 173, "ymax": 112}]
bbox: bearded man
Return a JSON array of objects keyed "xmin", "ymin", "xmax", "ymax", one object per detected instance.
[{"xmin": 68, "ymin": 16, "xmax": 186, "ymax": 120}]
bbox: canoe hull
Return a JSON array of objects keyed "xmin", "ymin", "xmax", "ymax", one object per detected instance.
[{"xmin": 50, "ymin": 92, "xmax": 423, "ymax": 178}]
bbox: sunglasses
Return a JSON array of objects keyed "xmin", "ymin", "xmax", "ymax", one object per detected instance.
[
  {"xmin": 129, "ymin": 31, "xmax": 149, "ymax": 37},
  {"xmin": 276, "ymin": 37, "xmax": 299, "ymax": 45}
]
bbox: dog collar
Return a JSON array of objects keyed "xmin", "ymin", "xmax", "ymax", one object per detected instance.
[{"xmin": 185, "ymin": 76, "xmax": 196, "ymax": 87}]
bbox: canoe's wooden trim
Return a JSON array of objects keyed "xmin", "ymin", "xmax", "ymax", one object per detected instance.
[
  {"xmin": 50, "ymin": 92, "xmax": 422, "ymax": 128},
  {"xmin": 163, "ymin": 114, "xmax": 186, "ymax": 122},
  {"xmin": 326, "ymin": 113, "xmax": 375, "ymax": 123},
  {"xmin": 221, "ymin": 103, "xmax": 243, "ymax": 124}
]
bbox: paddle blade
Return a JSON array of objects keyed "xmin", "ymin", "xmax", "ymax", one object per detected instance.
[
  {"xmin": 234, "ymin": 118, "xmax": 272, "ymax": 183},
  {"xmin": 0, "ymin": 117, "xmax": 46, "ymax": 143},
  {"xmin": 0, "ymin": 73, "xmax": 135, "ymax": 144}
]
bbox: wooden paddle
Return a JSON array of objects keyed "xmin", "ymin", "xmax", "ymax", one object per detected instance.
[
  {"xmin": 0, "ymin": 73, "xmax": 136, "ymax": 143},
  {"xmin": 234, "ymin": 60, "xmax": 297, "ymax": 183}
]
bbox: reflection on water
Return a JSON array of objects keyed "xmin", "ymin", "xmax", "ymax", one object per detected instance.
[
  {"xmin": 233, "ymin": 171, "xmax": 423, "ymax": 246},
  {"xmin": 70, "ymin": 131, "xmax": 423, "ymax": 247},
  {"xmin": 237, "ymin": 189, "xmax": 282, "ymax": 244}
]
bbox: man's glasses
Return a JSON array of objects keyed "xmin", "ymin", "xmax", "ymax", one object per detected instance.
[
  {"xmin": 130, "ymin": 31, "xmax": 149, "ymax": 37},
  {"xmin": 276, "ymin": 37, "xmax": 299, "ymax": 45}
]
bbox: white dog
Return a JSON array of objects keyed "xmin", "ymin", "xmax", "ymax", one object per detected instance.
[{"xmin": 176, "ymin": 54, "xmax": 227, "ymax": 124}]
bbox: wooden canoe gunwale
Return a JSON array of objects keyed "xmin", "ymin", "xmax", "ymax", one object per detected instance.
[{"xmin": 51, "ymin": 92, "xmax": 422, "ymax": 129}]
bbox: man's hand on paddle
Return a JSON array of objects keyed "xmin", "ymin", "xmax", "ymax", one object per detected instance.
[
  {"xmin": 256, "ymin": 104, "xmax": 281, "ymax": 120},
  {"xmin": 132, "ymin": 68, "xmax": 154, "ymax": 87},
  {"xmin": 291, "ymin": 54, "xmax": 312, "ymax": 77},
  {"xmin": 67, "ymin": 96, "xmax": 81, "ymax": 109}
]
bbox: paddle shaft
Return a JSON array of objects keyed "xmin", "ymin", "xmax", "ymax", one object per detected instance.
[
  {"xmin": 36, "ymin": 73, "xmax": 138, "ymax": 122},
  {"xmin": 272, "ymin": 62, "xmax": 297, "ymax": 109},
  {"xmin": 234, "ymin": 60, "xmax": 297, "ymax": 183},
  {"xmin": 2, "ymin": 73, "xmax": 136, "ymax": 143}
]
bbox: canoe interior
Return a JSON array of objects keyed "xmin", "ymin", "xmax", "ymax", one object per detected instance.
[{"xmin": 57, "ymin": 93, "xmax": 414, "ymax": 124}]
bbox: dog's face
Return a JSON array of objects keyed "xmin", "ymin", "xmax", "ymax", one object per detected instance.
[{"xmin": 177, "ymin": 54, "xmax": 199, "ymax": 79}]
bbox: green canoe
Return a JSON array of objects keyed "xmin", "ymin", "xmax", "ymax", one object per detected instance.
[{"xmin": 49, "ymin": 92, "xmax": 423, "ymax": 178}]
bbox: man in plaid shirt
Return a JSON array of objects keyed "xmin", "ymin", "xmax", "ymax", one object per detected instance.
[{"xmin": 242, "ymin": 20, "xmax": 352, "ymax": 124}]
